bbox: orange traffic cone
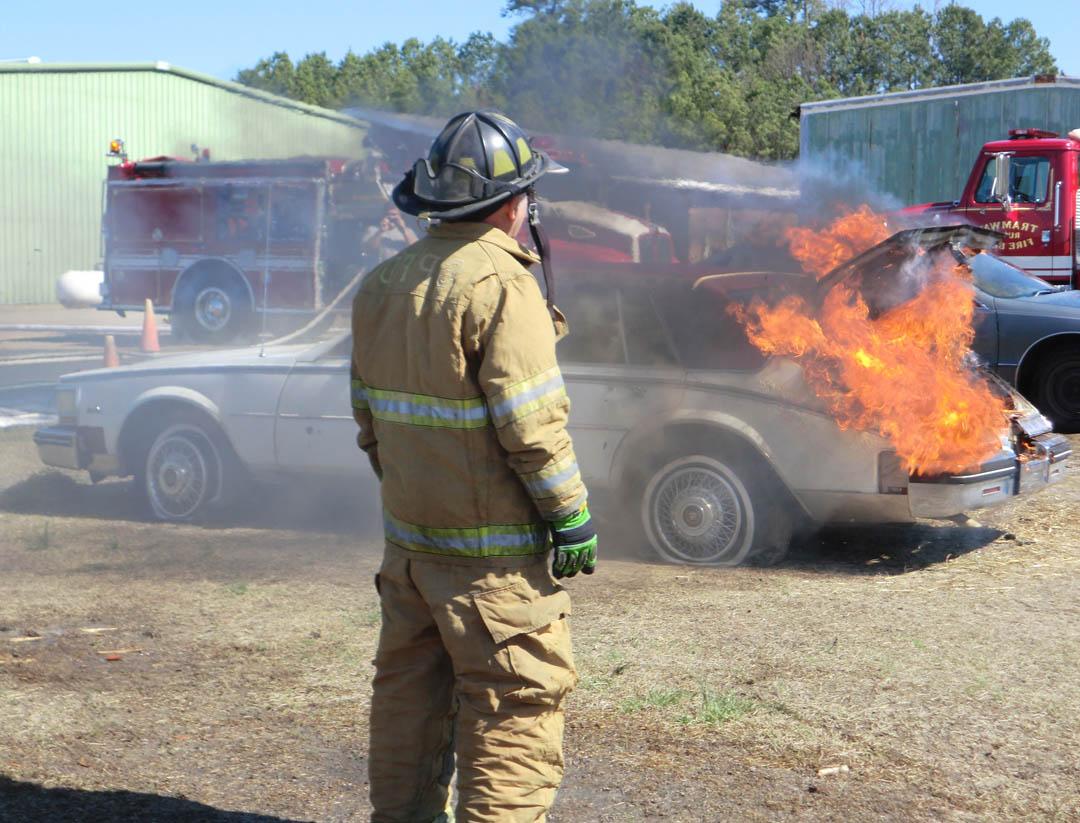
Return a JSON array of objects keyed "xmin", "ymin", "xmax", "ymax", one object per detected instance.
[
  {"xmin": 103, "ymin": 334, "xmax": 120, "ymax": 368},
  {"xmin": 141, "ymin": 298, "xmax": 160, "ymax": 353}
]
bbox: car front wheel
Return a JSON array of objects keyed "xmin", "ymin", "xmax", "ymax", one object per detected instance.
[
  {"xmin": 1036, "ymin": 352, "xmax": 1080, "ymax": 432},
  {"xmin": 135, "ymin": 415, "xmax": 229, "ymax": 521},
  {"xmin": 641, "ymin": 452, "xmax": 792, "ymax": 567}
]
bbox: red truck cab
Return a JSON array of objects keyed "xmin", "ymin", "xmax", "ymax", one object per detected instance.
[{"xmin": 902, "ymin": 128, "xmax": 1080, "ymax": 286}]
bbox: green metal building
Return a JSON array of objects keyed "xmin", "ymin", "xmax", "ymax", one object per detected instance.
[
  {"xmin": 799, "ymin": 75, "xmax": 1080, "ymax": 207},
  {"xmin": 0, "ymin": 62, "xmax": 369, "ymax": 304}
]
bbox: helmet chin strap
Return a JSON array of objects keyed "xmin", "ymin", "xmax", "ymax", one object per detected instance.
[{"xmin": 526, "ymin": 189, "xmax": 556, "ymax": 313}]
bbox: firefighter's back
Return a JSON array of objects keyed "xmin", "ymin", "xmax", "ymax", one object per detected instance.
[{"xmin": 351, "ymin": 222, "xmax": 546, "ymax": 547}]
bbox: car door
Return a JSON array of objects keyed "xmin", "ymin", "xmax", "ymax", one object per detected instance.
[
  {"xmin": 558, "ymin": 281, "xmax": 685, "ymax": 485},
  {"xmin": 274, "ymin": 334, "xmax": 366, "ymax": 477}
]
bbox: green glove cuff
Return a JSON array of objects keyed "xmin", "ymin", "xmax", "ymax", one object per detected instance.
[{"xmin": 553, "ymin": 505, "xmax": 591, "ymax": 532}]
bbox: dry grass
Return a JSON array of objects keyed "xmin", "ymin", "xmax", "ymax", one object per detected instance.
[{"xmin": 1, "ymin": 427, "xmax": 1080, "ymax": 821}]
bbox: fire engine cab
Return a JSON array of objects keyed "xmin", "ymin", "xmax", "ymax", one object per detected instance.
[
  {"xmin": 100, "ymin": 146, "xmax": 386, "ymax": 342},
  {"xmin": 903, "ymin": 128, "xmax": 1080, "ymax": 286}
]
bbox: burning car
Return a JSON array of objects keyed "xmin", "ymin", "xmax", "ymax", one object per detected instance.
[{"xmin": 34, "ymin": 226, "xmax": 1068, "ymax": 565}]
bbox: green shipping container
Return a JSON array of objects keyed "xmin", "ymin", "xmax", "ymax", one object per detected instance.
[
  {"xmin": 0, "ymin": 62, "xmax": 369, "ymax": 304},
  {"xmin": 800, "ymin": 75, "xmax": 1080, "ymax": 207}
]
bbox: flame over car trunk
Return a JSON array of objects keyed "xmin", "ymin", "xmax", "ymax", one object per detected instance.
[{"xmin": 732, "ymin": 207, "xmax": 1010, "ymax": 476}]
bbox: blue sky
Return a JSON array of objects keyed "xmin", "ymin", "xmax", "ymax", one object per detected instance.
[{"xmin": 2, "ymin": 1, "xmax": 1075, "ymax": 80}]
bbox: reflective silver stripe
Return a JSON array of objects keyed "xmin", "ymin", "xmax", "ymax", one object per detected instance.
[
  {"xmin": 490, "ymin": 367, "xmax": 567, "ymax": 427},
  {"xmin": 356, "ymin": 381, "xmax": 490, "ymax": 429},
  {"xmin": 383, "ymin": 511, "xmax": 548, "ymax": 557},
  {"xmin": 521, "ymin": 455, "xmax": 582, "ymax": 500},
  {"xmin": 351, "ymin": 379, "xmax": 368, "ymax": 410}
]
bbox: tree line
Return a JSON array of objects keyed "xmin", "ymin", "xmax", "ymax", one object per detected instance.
[{"xmin": 236, "ymin": 0, "xmax": 1057, "ymax": 161}]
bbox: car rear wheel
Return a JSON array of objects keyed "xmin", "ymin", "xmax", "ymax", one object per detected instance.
[
  {"xmin": 134, "ymin": 412, "xmax": 232, "ymax": 522},
  {"xmin": 1035, "ymin": 352, "xmax": 1080, "ymax": 432},
  {"xmin": 172, "ymin": 267, "xmax": 253, "ymax": 344},
  {"xmin": 640, "ymin": 452, "xmax": 792, "ymax": 567}
]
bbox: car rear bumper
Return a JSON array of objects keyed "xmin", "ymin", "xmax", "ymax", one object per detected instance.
[{"xmin": 908, "ymin": 434, "xmax": 1070, "ymax": 519}]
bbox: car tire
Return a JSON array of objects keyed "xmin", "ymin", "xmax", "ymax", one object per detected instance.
[
  {"xmin": 639, "ymin": 451, "xmax": 792, "ymax": 567},
  {"xmin": 172, "ymin": 267, "xmax": 253, "ymax": 344},
  {"xmin": 133, "ymin": 410, "xmax": 235, "ymax": 522},
  {"xmin": 1035, "ymin": 352, "xmax": 1080, "ymax": 432}
]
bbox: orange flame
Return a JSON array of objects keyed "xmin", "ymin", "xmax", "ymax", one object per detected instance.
[
  {"xmin": 783, "ymin": 205, "xmax": 890, "ymax": 279},
  {"xmin": 735, "ymin": 208, "xmax": 1009, "ymax": 476}
]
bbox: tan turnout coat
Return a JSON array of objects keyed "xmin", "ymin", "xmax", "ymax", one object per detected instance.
[{"xmin": 350, "ymin": 221, "xmax": 588, "ymax": 561}]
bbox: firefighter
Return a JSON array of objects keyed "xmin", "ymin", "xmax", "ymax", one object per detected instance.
[
  {"xmin": 361, "ymin": 206, "xmax": 419, "ymax": 262},
  {"xmin": 350, "ymin": 110, "xmax": 597, "ymax": 823}
]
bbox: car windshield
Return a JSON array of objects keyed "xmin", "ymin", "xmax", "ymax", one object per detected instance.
[{"xmin": 966, "ymin": 251, "xmax": 1055, "ymax": 298}]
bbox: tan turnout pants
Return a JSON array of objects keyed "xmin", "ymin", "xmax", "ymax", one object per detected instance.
[{"xmin": 369, "ymin": 546, "xmax": 577, "ymax": 823}]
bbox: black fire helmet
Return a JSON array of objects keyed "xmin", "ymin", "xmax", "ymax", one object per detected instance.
[{"xmin": 392, "ymin": 110, "xmax": 567, "ymax": 221}]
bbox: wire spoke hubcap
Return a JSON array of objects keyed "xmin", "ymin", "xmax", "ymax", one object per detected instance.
[
  {"xmin": 146, "ymin": 428, "xmax": 216, "ymax": 520},
  {"xmin": 645, "ymin": 457, "xmax": 752, "ymax": 565}
]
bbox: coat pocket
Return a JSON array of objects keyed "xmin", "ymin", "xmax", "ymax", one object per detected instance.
[{"xmin": 472, "ymin": 579, "xmax": 576, "ymax": 706}]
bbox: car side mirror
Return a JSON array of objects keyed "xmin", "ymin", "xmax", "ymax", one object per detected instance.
[{"xmin": 990, "ymin": 153, "xmax": 1012, "ymax": 210}]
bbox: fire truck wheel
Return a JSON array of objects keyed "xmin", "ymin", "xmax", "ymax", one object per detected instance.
[
  {"xmin": 1035, "ymin": 352, "xmax": 1080, "ymax": 432},
  {"xmin": 172, "ymin": 267, "xmax": 253, "ymax": 344},
  {"xmin": 133, "ymin": 409, "xmax": 236, "ymax": 522},
  {"xmin": 639, "ymin": 450, "xmax": 792, "ymax": 567}
]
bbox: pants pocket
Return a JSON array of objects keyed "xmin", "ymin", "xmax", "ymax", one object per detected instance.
[{"xmin": 471, "ymin": 578, "xmax": 576, "ymax": 706}]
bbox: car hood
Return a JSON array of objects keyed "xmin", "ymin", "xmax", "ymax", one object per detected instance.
[
  {"xmin": 59, "ymin": 342, "xmax": 310, "ymax": 383},
  {"xmin": 1001, "ymin": 288, "xmax": 1080, "ymax": 315},
  {"xmin": 818, "ymin": 224, "xmax": 1002, "ymax": 291}
]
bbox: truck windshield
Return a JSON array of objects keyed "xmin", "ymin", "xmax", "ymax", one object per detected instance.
[
  {"xmin": 967, "ymin": 251, "xmax": 1054, "ymax": 298},
  {"xmin": 974, "ymin": 155, "xmax": 1050, "ymax": 204}
]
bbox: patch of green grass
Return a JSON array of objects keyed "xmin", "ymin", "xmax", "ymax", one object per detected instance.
[
  {"xmin": 619, "ymin": 688, "xmax": 688, "ymax": 715},
  {"xmin": 576, "ymin": 672, "xmax": 615, "ymax": 693},
  {"xmin": 679, "ymin": 684, "xmax": 758, "ymax": 726},
  {"xmin": 25, "ymin": 522, "xmax": 51, "ymax": 551},
  {"xmin": 105, "ymin": 536, "xmax": 121, "ymax": 552},
  {"xmin": 225, "ymin": 582, "xmax": 249, "ymax": 596}
]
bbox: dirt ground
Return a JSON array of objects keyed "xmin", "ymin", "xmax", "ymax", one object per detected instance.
[{"xmin": 2, "ymin": 427, "xmax": 1079, "ymax": 822}]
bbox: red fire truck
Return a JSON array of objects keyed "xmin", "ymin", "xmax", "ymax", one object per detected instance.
[
  {"xmin": 100, "ymin": 145, "xmax": 677, "ymax": 342},
  {"xmin": 101, "ymin": 149, "xmax": 388, "ymax": 342},
  {"xmin": 902, "ymin": 128, "xmax": 1080, "ymax": 286}
]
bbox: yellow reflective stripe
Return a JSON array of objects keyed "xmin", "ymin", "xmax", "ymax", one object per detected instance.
[
  {"xmin": 520, "ymin": 453, "xmax": 583, "ymax": 501},
  {"xmin": 351, "ymin": 379, "xmax": 369, "ymax": 411},
  {"xmin": 355, "ymin": 380, "xmax": 490, "ymax": 429},
  {"xmin": 489, "ymin": 366, "xmax": 567, "ymax": 428},
  {"xmin": 516, "ymin": 137, "xmax": 533, "ymax": 164},
  {"xmin": 383, "ymin": 510, "xmax": 549, "ymax": 558},
  {"xmin": 492, "ymin": 147, "xmax": 516, "ymax": 178}
]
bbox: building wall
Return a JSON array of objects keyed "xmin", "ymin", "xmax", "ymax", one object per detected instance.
[
  {"xmin": 0, "ymin": 64, "xmax": 369, "ymax": 304},
  {"xmin": 800, "ymin": 78, "xmax": 1080, "ymax": 207}
]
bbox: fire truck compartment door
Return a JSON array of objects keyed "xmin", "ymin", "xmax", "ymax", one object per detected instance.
[{"xmin": 274, "ymin": 357, "xmax": 364, "ymax": 477}]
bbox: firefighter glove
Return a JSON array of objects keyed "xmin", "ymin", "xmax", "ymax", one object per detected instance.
[{"xmin": 550, "ymin": 506, "xmax": 598, "ymax": 579}]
